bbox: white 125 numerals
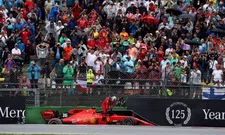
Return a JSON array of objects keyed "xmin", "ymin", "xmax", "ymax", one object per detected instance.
[{"xmin": 171, "ymin": 110, "xmax": 185, "ymax": 119}]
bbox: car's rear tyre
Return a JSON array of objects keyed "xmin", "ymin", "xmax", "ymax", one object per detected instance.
[
  {"xmin": 48, "ymin": 118, "xmax": 62, "ymax": 124},
  {"xmin": 123, "ymin": 118, "xmax": 136, "ymax": 125}
]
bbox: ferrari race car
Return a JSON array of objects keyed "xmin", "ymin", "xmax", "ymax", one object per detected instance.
[{"xmin": 41, "ymin": 108, "xmax": 155, "ymax": 126}]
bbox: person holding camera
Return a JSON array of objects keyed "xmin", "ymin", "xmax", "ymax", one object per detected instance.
[
  {"xmin": 62, "ymin": 61, "xmax": 74, "ymax": 88},
  {"xmin": 27, "ymin": 61, "xmax": 40, "ymax": 88},
  {"xmin": 52, "ymin": 43, "xmax": 64, "ymax": 67}
]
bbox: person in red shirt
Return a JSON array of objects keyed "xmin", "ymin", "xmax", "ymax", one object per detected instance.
[
  {"xmin": 77, "ymin": 16, "xmax": 88, "ymax": 30},
  {"xmin": 24, "ymin": 0, "xmax": 34, "ymax": 11},
  {"xmin": 101, "ymin": 96, "xmax": 117, "ymax": 114},
  {"xmin": 20, "ymin": 26, "xmax": 32, "ymax": 45},
  {"xmin": 72, "ymin": 2, "xmax": 83, "ymax": 20}
]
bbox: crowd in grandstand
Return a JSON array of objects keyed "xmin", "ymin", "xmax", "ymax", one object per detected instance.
[{"xmin": 0, "ymin": 0, "xmax": 224, "ymax": 92}]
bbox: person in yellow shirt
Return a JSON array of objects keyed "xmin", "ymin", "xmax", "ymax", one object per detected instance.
[
  {"xmin": 128, "ymin": 33, "xmax": 135, "ymax": 45},
  {"xmin": 90, "ymin": 26, "xmax": 99, "ymax": 39},
  {"xmin": 86, "ymin": 69, "xmax": 95, "ymax": 95},
  {"xmin": 120, "ymin": 28, "xmax": 128, "ymax": 40}
]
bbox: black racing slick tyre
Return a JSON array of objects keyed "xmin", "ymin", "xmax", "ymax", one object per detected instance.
[
  {"xmin": 48, "ymin": 118, "xmax": 62, "ymax": 124},
  {"xmin": 123, "ymin": 118, "xmax": 137, "ymax": 125}
]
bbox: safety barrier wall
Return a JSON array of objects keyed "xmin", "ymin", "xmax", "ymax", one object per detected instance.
[{"xmin": 127, "ymin": 97, "xmax": 225, "ymax": 127}]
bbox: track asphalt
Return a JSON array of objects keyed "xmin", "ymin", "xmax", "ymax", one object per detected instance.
[{"xmin": 0, "ymin": 124, "xmax": 224, "ymax": 135}]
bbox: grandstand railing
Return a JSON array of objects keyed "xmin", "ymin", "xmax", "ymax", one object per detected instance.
[{"xmin": 0, "ymin": 78, "xmax": 224, "ymax": 106}]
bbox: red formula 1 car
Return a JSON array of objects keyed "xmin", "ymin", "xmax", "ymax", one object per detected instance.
[{"xmin": 41, "ymin": 108, "xmax": 155, "ymax": 126}]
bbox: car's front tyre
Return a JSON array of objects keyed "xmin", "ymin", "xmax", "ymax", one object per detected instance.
[{"xmin": 48, "ymin": 118, "xmax": 62, "ymax": 124}]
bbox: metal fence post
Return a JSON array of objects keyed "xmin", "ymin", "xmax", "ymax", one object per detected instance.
[
  {"xmin": 163, "ymin": 78, "xmax": 167, "ymax": 98},
  {"xmin": 60, "ymin": 87, "xmax": 62, "ymax": 106},
  {"xmin": 34, "ymin": 89, "xmax": 40, "ymax": 107}
]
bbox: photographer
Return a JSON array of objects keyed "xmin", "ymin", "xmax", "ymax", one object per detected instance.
[
  {"xmin": 52, "ymin": 43, "xmax": 64, "ymax": 66},
  {"xmin": 94, "ymin": 57, "xmax": 103, "ymax": 74},
  {"xmin": 77, "ymin": 41, "xmax": 88, "ymax": 63},
  {"xmin": 62, "ymin": 61, "xmax": 74, "ymax": 91},
  {"xmin": 148, "ymin": 62, "xmax": 161, "ymax": 85},
  {"xmin": 27, "ymin": 61, "xmax": 40, "ymax": 88}
]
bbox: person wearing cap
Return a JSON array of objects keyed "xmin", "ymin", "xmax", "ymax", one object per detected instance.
[
  {"xmin": 27, "ymin": 61, "xmax": 41, "ymax": 88},
  {"xmin": 120, "ymin": 28, "xmax": 128, "ymax": 40},
  {"xmin": 11, "ymin": 43, "xmax": 23, "ymax": 72},
  {"xmin": 56, "ymin": 20, "xmax": 64, "ymax": 41},
  {"xmin": 138, "ymin": 2, "xmax": 148, "ymax": 14},
  {"xmin": 63, "ymin": 40, "xmax": 73, "ymax": 65},
  {"xmin": 126, "ymin": 1, "xmax": 137, "ymax": 14},
  {"xmin": 106, "ymin": 1, "xmax": 117, "ymax": 19}
]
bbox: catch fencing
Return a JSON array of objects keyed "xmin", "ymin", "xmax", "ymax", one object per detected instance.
[{"xmin": 0, "ymin": 77, "xmax": 224, "ymax": 107}]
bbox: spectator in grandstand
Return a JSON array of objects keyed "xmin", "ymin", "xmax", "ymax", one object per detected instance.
[
  {"xmin": 86, "ymin": 48, "xmax": 97, "ymax": 70},
  {"xmin": 86, "ymin": 68, "xmax": 95, "ymax": 95},
  {"xmin": 0, "ymin": 0, "xmax": 223, "ymax": 97},
  {"xmin": 124, "ymin": 55, "xmax": 134, "ymax": 75},
  {"xmin": 94, "ymin": 57, "xmax": 104, "ymax": 74},
  {"xmin": 11, "ymin": 44, "xmax": 23, "ymax": 72},
  {"xmin": 63, "ymin": 40, "xmax": 73, "ymax": 64},
  {"xmin": 135, "ymin": 60, "xmax": 147, "ymax": 89},
  {"xmin": 36, "ymin": 43, "xmax": 49, "ymax": 68},
  {"xmin": 27, "ymin": 61, "xmax": 40, "ymax": 88},
  {"xmin": 161, "ymin": 62, "xmax": 173, "ymax": 81},
  {"xmin": 63, "ymin": 61, "xmax": 75, "ymax": 95},
  {"xmin": 190, "ymin": 66, "xmax": 201, "ymax": 99},
  {"xmin": 208, "ymin": 56, "xmax": 218, "ymax": 83},
  {"xmin": 4, "ymin": 54, "xmax": 15, "ymax": 73},
  {"xmin": 212, "ymin": 64, "xmax": 223, "ymax": 87},
  {"xmin": 52, "ymin": 43, "xmax": 64, "ymax": 67},
  {"xmin": 52, "ymin": 59, "xmax": 65, "ymax": 88},
  {"xmin": 8, "ymin": 65, "xmax": 19, "ymax": 88}
]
